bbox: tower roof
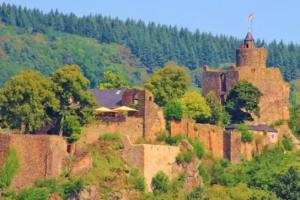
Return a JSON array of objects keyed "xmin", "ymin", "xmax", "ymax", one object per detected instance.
[{"xmin": 245, "ymin": 32, "xmax": 254, "ymax": 41}]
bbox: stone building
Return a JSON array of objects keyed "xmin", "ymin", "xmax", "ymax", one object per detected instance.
[
  {"xmin": 202, "ymin": 32, "xmax": 289, "ymax": 124},
  {"xmin": 78, "ymin": 89, "xmax": 165, "ymax": 146}
]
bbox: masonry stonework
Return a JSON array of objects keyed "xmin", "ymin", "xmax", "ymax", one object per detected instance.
[
  {"xmin": 0, "ymin": 134, "xmax": 67, "ymax": 190},
  {"xmin": 121, "ymin": 136, "xmax": 179, "ymax": 191}
]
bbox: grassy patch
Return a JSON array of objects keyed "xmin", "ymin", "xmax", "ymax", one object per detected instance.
[{"xmin": 99, "ymin": 132, "xmax": 121, "ymax": 141}]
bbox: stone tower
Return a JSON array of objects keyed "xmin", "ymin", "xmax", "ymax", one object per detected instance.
[
  {"xmin": 202, "ymin": 32, "xmax": 289, "ymax": 124},
  {"xmin": 236, "ymin": 32, "xmax": 267, "ymax": 68}
]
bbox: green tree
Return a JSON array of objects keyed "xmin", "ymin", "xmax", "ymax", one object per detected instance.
[
  {"xmin": 180, "ymin": 91, "xmax": 211, "ymax": 122},
  {"xmin": 205, "ymin": 91, "xmax": 230, "ymax": 126},
  {"xmin": 288, "ymin": 105, "xmax": 300, "ymax": 137},
  {"xmin": 145, "ymin": 62, "xmax": 190, "ymax": 106},
  {"xmin": 272, "ymin": 167, "xmax": 300, "ymax": 200},
  {"xmin": 98, "ymin": 70, "xmax": 128, "ymax": 89},
  {"xmin": 0, "ymin": 70, "xmax": 59, "ymax": 133},
  {"xmin": 164, "ymin": 100, "xmax": 184, "ymax": 121},
  {"xmin": 51, "ymin": 65, "xmax": 96, "ymax": 136},
  {"xmin": 225, "ymin": 81, "xmax": 262, "ymax": 123}
]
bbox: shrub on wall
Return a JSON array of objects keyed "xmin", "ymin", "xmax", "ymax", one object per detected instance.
[
  {"xmin": 192, "ymin": 140, "xmax": 205, "ymax": 158},
  {"xmin": 164, "ymin": 100, "xmax": 184, "ymax": 121},
  {"xmin": 127, "ymin": 169, "xmax": 145, "ymax": 192},
  {"xmin": 282, "ymin": 137, "xmax": 293, "ymax": 151},
  {"xmin": 151, "ymin": 171, "xmax": 169, "ymax": 194},
  {"xmin": 99, "ymin": 132, "xmax": 121, "ymax": 141},
  {"xmin": 0, "ymin": 148, "xmax": 19, "ymax": 189},
  {"xmin": 235, "ymin": 124, "xmax": 253, "ymax": 142},
  {"xmin": 176, "ymin": 150, "xmax": 194, "ymax": 164},
  {"xmin": 198, "ymin": 164, "xmax": 211, "ymax": 185}
]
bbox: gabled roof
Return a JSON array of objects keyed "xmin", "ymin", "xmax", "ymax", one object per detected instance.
[
  {"xmin": 92, "ymin": 89, "xmax": 125, "ymax": 108},
  {"xmin": 226, "ymin": 124, "xmax": 277, "ymax": 133}
]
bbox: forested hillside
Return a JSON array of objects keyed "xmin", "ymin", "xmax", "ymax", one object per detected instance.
[
  {"xmin": 0, "ymin": 3, "xmax": 299, "ymax": 81},
  {"xmin": 0, "ymin": 24, "xmax": 148, "ymax": 87}
]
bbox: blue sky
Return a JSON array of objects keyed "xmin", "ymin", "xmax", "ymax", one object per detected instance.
[{"xmin": 1, "ymin": 0, "xmax": 299, "ymax": 43}]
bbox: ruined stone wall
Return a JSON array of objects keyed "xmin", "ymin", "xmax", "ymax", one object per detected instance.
[
  {"xmin": 144, "ymin": 91, "xmax": 166, "ymax": 140},
  {"xmin": 202, "ymin": 68, "xmax": 222, "ymax": 102},
  {"xmin": 122, "ymin": 89, "xmax": 145, "ymax": 117},
  {"xmin": 196, "ymin": 124, "xmax": 224, "ymax": 159},
  {"xmin": 78, "ymin": 117, "xmax": 144, "ymax": 150},
  {"xmin": 143, "ymin": 144, "xmax": 180, "ymax": 190},
  {"xmin": 0, "ymin": 134, "xmax": 67, "ymax": 190},
  {"xmin": 170, "ymin": 118, "xmax": 194, "ymax": 137},
  {"xmin": 237, "ymin": 67, "xmax": 289, "ymax": 124},
  {"xmin": 121, "ymin": 136, "xmax": 179, "ymax": 191}
]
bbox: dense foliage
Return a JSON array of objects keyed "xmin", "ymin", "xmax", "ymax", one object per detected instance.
[
  {"xmin": 98, "ymin": 70, "xmax": 128, "ymax": 89},
  {"xmin": 210, "ymin": 147, "xmax": 300, "ymax": 198},
  {"xmin": 225, "ymin": 81, "xmax": 262, "ymax": 123},
  {"xmin": 51, "ymin": 65, "xmax": 96, "ymax": 137},
  {"xmin": 235, "ymin": 124, "xmax": 253, "ymax": 142},
  {"xmin": 0, "ymin": 70, "xmax": 59, "ymax": 132},
  {"xmin": 145, "ymin": 62, "xmax": 190, "ymax": 106},
  {"xmin": 205, "ymin": 91, "xmax": 230, "ymax": 127},
  {"xmin": 0, "ymin": 24, "xmax": 146, "ymax": 87},
  {"xmin": 180, "ymin": 91, "xmax": 211, "ymax": 122},
  {"xmin": 164, "ymin": 100, "xmax": 184, "ymax": 121},
  {"xmin": 0, "ymin": 66, "xmax": 95, "ymax": 138}
]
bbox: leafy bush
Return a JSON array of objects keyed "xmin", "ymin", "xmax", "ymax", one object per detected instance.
[
  {"xmin": 128, "ymin": 169, "xmax": 145, "ymax": 192},
  {"xmin": 61, "ymin": 179, "xmax": 84, "ymax": 199},
  {"xmin": 271, "ymin": 119, "xmax": 284, "ymax": 128},
  {"xmin": 236, "ymin": 124, "xmax": 253, "ymax": 142},
  {"xmin": 17, "ymin": 187, "xmax": 50, "ymax": 200},
  {"xmin": 192, "ymin": 140, "xmax": 205, "ymax": 158},
  {"xmin": 99, "ymin": 132, "xmax": 120, "ymax": 141},
  {"xmin": 0, "ymin": 149, "xmax": 19, "ymax": 189},
  {"xmin": 271, "ymin": 167, "xmax": 300, "ymax": 200},
  {"xmin": 164, "ymin": 99, "xmax": 184, "ymax": 121},
  {"xmin": 185, "ymin": 187, "xmax": 205, "ymax": 200},
  {"xmin": 198, "ymin": 164, "xmax": 211, "ymax": 185},
  {"xmin": 151, "ymin": 171, "xmax": 169, "ymax": 194},
  {"xmin": 169, "ymin": 173, "xmax": 186, "ymax": 193},
  {"xmin": 156, "ymin": 133, "xmax": 185, "ymax": 145},
  {"xmin": 176, "ymin": 150, "xmax": 194, "ymax": 164},
  {"xmin": 282, "ymin": 137, "xmax": 293, "ymax": 151},
  {"xmin": 34, "ymin": 179, "xmax": 59, "ymax": 194}
]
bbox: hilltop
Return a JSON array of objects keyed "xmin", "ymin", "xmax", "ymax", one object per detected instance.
[{"xmin": 0, "ymin": 23, "xmax": 148, "ymax": 87}]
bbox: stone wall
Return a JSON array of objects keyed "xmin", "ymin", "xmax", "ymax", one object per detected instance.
[
  {"xmin": 77, "ymin": 117, "xmax": 144, "ymax": 151},
  {"xmin": 144, "ymin": 91, "xmax": 166, "ymax": 140},
  {"xmin": 196, "ymin": 124, "xmax": 225, "ymax": 159},
  {"xmin": 170, "ymin": 118, "xmax": 195, "ymax": 139},
  {"xmin": 238, "ymin": 66, "xmax": 289, "ymax": 124},
  {"xmin": 121, "ymin": 136, "xmax": 179, "ymax": 191},
  {"xmin": 0, "ymin": 134, "xmax": 67, "ymax": 190}
]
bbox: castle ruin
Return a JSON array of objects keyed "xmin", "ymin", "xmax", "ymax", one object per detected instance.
[{"xmin": 202, "ymin": 32, "xmax": 289, "ymax": 124}]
